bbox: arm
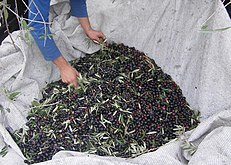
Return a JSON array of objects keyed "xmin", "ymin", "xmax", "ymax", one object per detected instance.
[
  {"xmin": 28, "ymin": 0, "xmax": 61, "ymax": 61},
  {"xmin": 70, "ymin": 0, "xmax": 106, "ymax": 43},
  {"xmin": 28, "ymin": 0, "xmax": 105, "ymax": 88},
  {"xmin": 28, "ymin": 0, "xmax": 79, "ymax": 87},
  {"xmin": 53, "ymin": 56, "xmax": 79, "ymax": 87},
  {"xmin": 79, "ymin": 17, "xmax": 106, "ymax": 43}
]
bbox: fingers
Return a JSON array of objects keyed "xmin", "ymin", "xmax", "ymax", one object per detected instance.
[
  {"xmin": 70, "ymin": 71, "xmax": 79, "ymax": 88},
  {"xmin": 98, "ymin": 32, "xmax": 106, "ymax": 44},
  {"xmin": 98, "ymin": 32, "xmax": 106, "ymax": 40},
  {"xmin": 71, "ymin": 79, "xmax": 78, "ymax": 88},
  {"xmin": 93, "ymin": 37, "xmax": 102, "ymax": 44},
  {"xmin": 75, "ymin": 69, "xmax": 80, "ymax": 77},
  {"xmin": 72, "ymin": 69, "xmax": 79, "ymax": 88},
  {"xmin": 90, "ymin": 31, "xmax": 106, "ymax": 44},
  {"xmin": 62, "ymin": 77, "xmax": 78, "ymax": 88},
  {"xmin": 60, "ymin": 66, "xmax": 79, "ymax": 88},
  {"xmin": 61, "ymin": 79, "xmax": 68, "ymax": 84}
]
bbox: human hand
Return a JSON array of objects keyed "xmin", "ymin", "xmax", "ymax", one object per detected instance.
[
  {"xmin": 85, "ymin": 29, "xmax": 106, "ymax": 44},
  {"xmin": 77, "ymin": 17, "xmax": 106, "ymax": 44},
  {"xmin": 53, "ymin": 56, "xmax": 79, "ymax": 88},
  {"xmin": 59, "ymin": 64, "xmax": 79, "ymax": 88}
]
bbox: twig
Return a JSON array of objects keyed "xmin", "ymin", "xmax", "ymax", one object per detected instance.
[{"xmin": 1, "ymin": 0, "xmax": 17, "ymax": 49}]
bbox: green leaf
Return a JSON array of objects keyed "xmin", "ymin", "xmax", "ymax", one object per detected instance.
[
  {"xmin": 6, "ymin": 108, "xmax": 10, "ymax": 113},
  {"xmin": 201, "ymin": 25, "xmax": 208, "ymax": 30},
  {"xmin": 21, "ymin": 20, "xmax": 28, "ymax": 30},
  {"xmin": 19, "ymin": 19, "xmax": 33, "ymax": 45},
  {"xmin": 0, "ymin": 105, "xmax": 3, "ymax": 112},
  {"xmin": 116, "ymin": 139, "xmax": 125, "ymax": 145},
  {"xmin": 3, "ymin": 7, "xmax": 8, "ymax": 21},
  {"xmin": 39, "ymin": 33, "xmax": 55, "ymax": 39},
  {"xmin": 31, "ymin": 101, "xmax": 40, "ymax": 107},
  {"xmin": 162, "ymin": 88, "xmax": 172, "ymax": 92},
  {"xmin": 200, "ymin": 26, "xmax": 231, "ymax": 32},
  {"xmin": 47, "ymin": 33, "xmax": 55, "ymax": 38},
  {"xmin": 0, "ymin": 145, "xmax": 8, "ymax": 157},
  {"xmin": 39, "ymin": 35, "xmax": 46, "ymax": 39},
  {"xmin": 8, "ymin": 92, "xmax": 20, "ymax": 101},
  {"xmin": 120, "ymin": 114, "xmax": 124, "ymax": 125}
]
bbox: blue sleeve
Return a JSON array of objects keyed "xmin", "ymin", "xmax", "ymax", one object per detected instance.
[
  {"xmin": 28, "ymin": 0, "xmax": 88, "ymax": 61},
  {"xmin": 70, "ymin": 0, "xmax": 88, "ymax": 17},
  {"xmin": 28, "ymin": 0, "xmax": 61, "ymax": 61}
]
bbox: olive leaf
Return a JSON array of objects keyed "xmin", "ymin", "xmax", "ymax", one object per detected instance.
[
  {"xmin": 12, "ymin": 42, "xmax": 200, "ymax": 163},
  {"xmin": 21, "ymin": 19, "xmax": 34, "ymax": 45},
  {"xmin": 8, "ymin": 92, "xmax": 20, "ymax": 101},
  {"xmin": 0, "ymin": 104, "xmax": 3, "ymax": 112},
  {"xmin": 4, "ymin": 89, "xmax": 21, "ymax": 101},
  {"xmin": 181, "ymin": 140, "xmax": 197, "ymax": 155},
  {"xmin": 200, "ymin": 26, "xmax": 231, "ymax": 32},
  {"xmin": 0, "ymin": 145, "xmax": 8, "ymax": 157},
  {"xmin": 31, "ymin": 101, "xmax": 40, "ymax": 107},
  {"xmin": 3, "ymin": 5, "xmax": 8, "ymax": 21}
]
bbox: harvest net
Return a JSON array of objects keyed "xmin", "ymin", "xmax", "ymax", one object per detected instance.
[{"xmin": 11, "ymin": 42, "xmax": 199, "ymax": 164}]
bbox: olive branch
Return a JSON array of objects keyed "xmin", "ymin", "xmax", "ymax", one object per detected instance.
[{"xmin": 0, "ymin": 0, "xmax": 52, "ymax": 47}]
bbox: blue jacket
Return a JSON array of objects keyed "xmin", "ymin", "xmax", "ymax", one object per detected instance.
[{"xmin": 28, "ymin": 0, "xmax": 88, "ymax": 61}]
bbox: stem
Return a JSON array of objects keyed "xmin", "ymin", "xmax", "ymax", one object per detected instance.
[
  {"xmin": 0, "ymin": 0, "xmax": 51, "ymax": 47},
  {"xmin": 1, "ymin": 1, "xmax": 51, "ymax": 25},
  {"xmin": 224, "ymin": 1, "xmax": 231, "ymax": 8},
  {"xmin": 201, "ymin": 0, "xmax": 231, "ymax": 28},
  {"xmin": 30, "ymin": 101, "xmax": 60, "ymax": 110},
  {"xmin": 2, "ymin": 3, "xmax": 17, "ymax": 49}
]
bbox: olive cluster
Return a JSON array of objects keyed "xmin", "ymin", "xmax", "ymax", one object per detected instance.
[{"xmin": 12, "ymin": 42, "xmax": 199, "ymax": 164}]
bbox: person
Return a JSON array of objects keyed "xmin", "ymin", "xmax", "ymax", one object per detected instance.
[{"xmin": 28, "ymin": 0, "xmax": 106, "ymax": 88}]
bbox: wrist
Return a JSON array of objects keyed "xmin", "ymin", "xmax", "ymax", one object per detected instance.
[
  {"xmin": 78, "ymin": 17, "xmax": 92, "ymax": 35},
  {"xmin": 53, "ymin": 56, "xmax": 70, "ymax": 71},
  {"xmin": 84, "ymin": 27, "xmax": 93, "ymax": 36}
]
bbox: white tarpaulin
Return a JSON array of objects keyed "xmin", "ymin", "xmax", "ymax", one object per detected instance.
[{"xmin": 0, "ymin": 0, "xmax": 231, "ymax": 164}]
